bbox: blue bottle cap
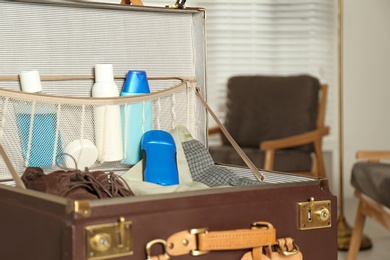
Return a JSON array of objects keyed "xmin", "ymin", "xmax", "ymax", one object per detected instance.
[{"xmin": 122, "ymin": 70, "xmax": 150, "ymax": 94}]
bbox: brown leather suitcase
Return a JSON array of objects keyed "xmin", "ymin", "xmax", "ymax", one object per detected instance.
[
  {"xmin": 0, "ymin": 177, "xmax": 336, "ymax": 259},
  {"xmin": 0, "ymin": 1, "xmax": 337, "ymax": 259}
]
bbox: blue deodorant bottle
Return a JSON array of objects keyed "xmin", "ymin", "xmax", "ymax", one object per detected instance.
[
  {"xmin": 141, "ymin": 130, "xmax": 179, "ymax": 186},
  {"xmin": 121, "ymin": 70, "xmax": 152, "ymax": 165}
]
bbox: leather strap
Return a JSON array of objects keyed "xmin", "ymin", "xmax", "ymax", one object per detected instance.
[
  {"xmin": 241, "ymin": 252, "xmax": 253, "ymax": 260},
  {"xmin": 277, "ymin": 238, "xmax": 295, "ymax": 252},
  {"xmin": 241, "ymin": 237, "xmax": 302, "ymax": 260},
  {"xmin": 195, "ymin": 88, "xmax": 265, "ymax": 182},
  {"xmin": 130, "ymin": 0, "xmax": 143, "ymax": 5},
  {"xmin": 241, "ymin": 247, "xmax": 269, "ymax": 260},
  {"xmin": 252, "ymin": 247, "xmax": 264, "ymax": 260},
  {"xmin": 197, "ymin": 229, "xmax": 276, "ymax": 251},
  {"xmin": 120, "ymin": 0, "xmax": 144, "ymax": 5},
  {"xmin": 148, "ymin": 255, "xmax": 170, "ymax": 260},
  {"xmin": 241, "ymin": 247, "xmax": 270, "ymax": 260},
  {"xmin": 166, "ymin": 223, "xmax": 276, "ymax": 256}
]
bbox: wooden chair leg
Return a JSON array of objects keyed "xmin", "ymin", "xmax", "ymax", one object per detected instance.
[
  {"xmin": 314, "ymin": 140, "xmax": 326, "ymax": 178},
  {"xmin": 264, "ymin": 150, "xmax": 275, "ymax": 171},
  {"xmin": 348, "ymin": 199, "xmax": 367, "ymax": 260},
  {"xmin": 311, "ymin": 154, "xmax": 318, "ymax": 176}
]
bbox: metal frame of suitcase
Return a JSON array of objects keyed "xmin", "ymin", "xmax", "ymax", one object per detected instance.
[{"xmin": 0, "ymin": 1, "xmax": 337, "ymax": 259}]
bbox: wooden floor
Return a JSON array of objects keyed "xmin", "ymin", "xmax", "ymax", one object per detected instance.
[{"xmin": 337, "ymin": 197, "xmax": 390, "ymax": 259}]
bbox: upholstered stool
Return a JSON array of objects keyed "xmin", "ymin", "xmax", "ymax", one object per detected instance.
[{"xmin": 348, "ymin": 157, "xmax": 390, "ymax": 260}]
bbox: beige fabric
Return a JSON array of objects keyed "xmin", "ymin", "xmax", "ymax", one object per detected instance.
[
  {"xmin": 171, "ymin": 126, "xmax": 193, "ymax": 183},
  {"xmin": 121, "ymin": 126, "xmax": 210, "ymax": 195}
]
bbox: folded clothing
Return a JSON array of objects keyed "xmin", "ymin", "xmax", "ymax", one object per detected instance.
[{"xmin": 182, "ymin": 139, "xmax": 259, "ymax": 187}]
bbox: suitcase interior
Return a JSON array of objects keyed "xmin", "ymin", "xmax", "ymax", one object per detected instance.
[{"xmin": 0, "ymin": 1, "xmax": 337, "ymax": 259}]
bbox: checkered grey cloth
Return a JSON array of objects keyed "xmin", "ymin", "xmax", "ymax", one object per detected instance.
[{"xmin": 182, "ymin": 140, "xmax": 259, "ymax": 187}]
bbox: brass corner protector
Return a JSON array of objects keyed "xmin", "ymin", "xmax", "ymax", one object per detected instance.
[
  {"xmin": 66, "ymin": 200, "xmax": 91, "ymax": 217},
  {"xmin": 319, "ymin": 178, "xmax": 329, "ymax": 191}
]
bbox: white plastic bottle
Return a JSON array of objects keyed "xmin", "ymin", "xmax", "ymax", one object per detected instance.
[{"xmin": 92, "ymin": 64, "xmax": 123, "ymax": 162}]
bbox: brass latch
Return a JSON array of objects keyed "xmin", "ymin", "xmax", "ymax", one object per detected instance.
[
  {"xmin": 166, "ymin": 0, "xmax": 186, "ymax": 9},
  {"xmin": 298, "ymin": 197, "xmax": 331, "ymax": 230},
  {"xmin": 86, "ymin": 217, "xmax": 133, "ymax": 259}
]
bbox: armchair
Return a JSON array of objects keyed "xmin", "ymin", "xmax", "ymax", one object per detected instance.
[
  {"xmin": 348, "ymin": 151, "xmax": 390, "ymax": 260},
  {"xmin": 208, "ymin": 75, "xmax": 329, "ymax": 177}
]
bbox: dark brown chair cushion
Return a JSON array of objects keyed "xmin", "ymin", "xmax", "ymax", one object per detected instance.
[
  {"xmin": 351, "ymin": 162, "xmax": 390, "ymax": 208},
  {"xmin": 209, "ymin": 75, "xmax": 320, "ymax": 173},
  {"xmin": 222, "ymin": 75, "xmax": 320, "ymax": 153}
]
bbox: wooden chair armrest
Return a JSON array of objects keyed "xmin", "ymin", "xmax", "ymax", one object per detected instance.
[
  {"xmin": 356, "ymin": 151, "xmax": 390, "ymax": 162},
  {"xmin": 208, "ymin": 126, "xmax": 222, "ymax": 136},
  {"xmin": 260, "ymin": 126, "xmax": 330, "ymax": 151}
]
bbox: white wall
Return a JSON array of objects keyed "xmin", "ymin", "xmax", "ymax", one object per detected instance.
[{"xmin": 342, "ymin": 0, "xmax": 390, "ymax": 199}]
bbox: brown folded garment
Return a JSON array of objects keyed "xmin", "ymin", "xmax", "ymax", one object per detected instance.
[{"xmin": 21, "ymin": 167, "xmax": 134, "ymax": 200}]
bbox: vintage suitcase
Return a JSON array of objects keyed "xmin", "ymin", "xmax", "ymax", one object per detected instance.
[{"xmin": 0, "ymin": 1, "xmax": 337, "ymax": 259}]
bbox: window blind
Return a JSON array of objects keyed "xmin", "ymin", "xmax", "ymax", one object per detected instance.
[{"xmin": 145, "ymin": 0, "xmax": 338, "ymax": 150}]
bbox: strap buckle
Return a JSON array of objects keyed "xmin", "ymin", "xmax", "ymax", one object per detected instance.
[
  {"xmin": 189, "ymin": 227, "xmax": 209, "ymax": 256},
  {"xmin": 145, "ymin": 239, "xmax": 170, "ymax": 260},
  {"xmin": 276, "ymin": 238, "xmax": 300, "ymax": 256}
]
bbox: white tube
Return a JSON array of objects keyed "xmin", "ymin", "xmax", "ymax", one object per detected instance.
[{"xmin": 92, "ymin": 64, "xmax": 123, "ymax": 162}]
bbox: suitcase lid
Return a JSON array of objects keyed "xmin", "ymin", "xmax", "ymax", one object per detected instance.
[
  {"xmin": 0, "ymin": 0, "xmax": 206, "ymax": 95},
  {"xmin": 0, "ymin": 0, "xmax": 208, "ymax": 181}
]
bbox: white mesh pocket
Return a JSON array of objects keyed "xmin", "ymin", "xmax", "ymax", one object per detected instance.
[{"xmin": 0, "ymin": 78, "xmax": 205, "ymax": 180}]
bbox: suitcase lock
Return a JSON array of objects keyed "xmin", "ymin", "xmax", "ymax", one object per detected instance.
[
  {"xmin": 86, "ymin": 217, "xmax": 133, "ymax": 259},
  {"xmin": 298, "ymin": 197, "xmax": 331, "ymax": 230}
]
